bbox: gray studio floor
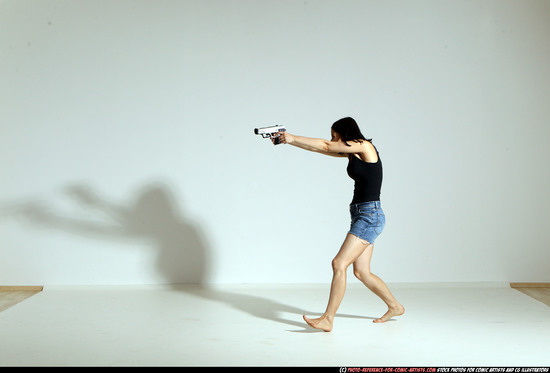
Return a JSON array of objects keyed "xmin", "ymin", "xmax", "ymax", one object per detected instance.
[{"xmin": 1, "ymin": 283, "xmax": 549, "ymax": 366}]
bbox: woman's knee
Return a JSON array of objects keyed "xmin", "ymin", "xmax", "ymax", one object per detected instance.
[
  {"xmin": 353, "ymin": 267, "xmax": 372, "ymax": 282},
  {"xmin": 331, "ymin": 257, "xmax": 348, "ymax": 273}
]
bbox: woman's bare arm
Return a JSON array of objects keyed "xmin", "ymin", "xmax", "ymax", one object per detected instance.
[
  {"xmin": 277, "ymin": 132, "xmax": 376, "ymax": 161},
  {"xmin": 289, "ymin": 139, "xmax": 348, "ymax": 158}
]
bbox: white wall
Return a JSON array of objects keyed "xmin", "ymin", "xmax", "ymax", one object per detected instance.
[{"xmin": 1, "ymin": 0, "xmax": 549, "ymax": 285}]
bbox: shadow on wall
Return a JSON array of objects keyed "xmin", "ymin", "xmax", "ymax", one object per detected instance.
[
  {"xmin": 1, "ymin": 182, "xmax": 209, "ymax": 284},
  {"xmin": 0, "ymin": 182, "xmax": 326, "ymax": 331}
]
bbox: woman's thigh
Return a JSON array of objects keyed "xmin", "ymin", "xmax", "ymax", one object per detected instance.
[
  {"xmin": 333, "ymin": 233, "xmax": 371, "ymax": 269},
  {"xmin": 352, "ymin": 242, "xmax": 374, "ymax": 274}
]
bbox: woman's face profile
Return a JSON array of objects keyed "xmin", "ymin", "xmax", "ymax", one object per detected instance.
[{"xmin": 331, "ymin": 129, "xmax": 341, "ymax": 142}]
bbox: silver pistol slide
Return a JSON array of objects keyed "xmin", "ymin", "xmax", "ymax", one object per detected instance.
[{"xmin": 254, "ymin": 125, "xmax": 287, "ymax": 145}]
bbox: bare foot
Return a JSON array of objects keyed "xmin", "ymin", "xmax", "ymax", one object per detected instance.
[
  {"xmin": 303, "ymin": 314, "xmax": 333, "ymax": 332},
  {"xmin": 373, "ymin": 304, "xmax": 405, "ymax": 323}
]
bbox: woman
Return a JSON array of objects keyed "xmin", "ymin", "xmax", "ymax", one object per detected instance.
[{"xmin": 274, "ymin": 117, "xmax": 404, "ymax": 332}]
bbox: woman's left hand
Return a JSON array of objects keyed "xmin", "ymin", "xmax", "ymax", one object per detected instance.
[{"xmin": 273, "ymin": 131, "xmax": 294, "ymax": 145}]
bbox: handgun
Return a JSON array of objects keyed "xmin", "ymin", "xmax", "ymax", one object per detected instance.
[{"xmin": 254, "ymin": 125, "xmax": 286, "ymax": 145}]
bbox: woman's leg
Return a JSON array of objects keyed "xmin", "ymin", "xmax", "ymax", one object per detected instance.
[
  {"xmin": 303, "ymin": 233, "xmax": 370, "ymax": 332},
  {"xmin": 352, "ymin": 244, "xmax": 404, "ymax": 322}
]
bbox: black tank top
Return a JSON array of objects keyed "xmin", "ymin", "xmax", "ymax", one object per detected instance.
[{"xmin": 346, "ymin": 145, "xmax": 383, "ymax": 204}]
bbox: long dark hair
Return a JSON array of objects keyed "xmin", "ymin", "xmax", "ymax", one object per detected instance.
[{"xmin": 331, "ymin": 117, "xmax": 372, "ymax": 146}]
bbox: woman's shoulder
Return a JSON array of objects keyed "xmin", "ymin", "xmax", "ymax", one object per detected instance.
[{"xmin": 360, "ymin": 140, "xmax": 378, "ymax": 163}]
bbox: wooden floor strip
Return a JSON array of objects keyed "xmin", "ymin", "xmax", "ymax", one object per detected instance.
[
  {"xmin": 512, "ymin": 287, "xmax": 550, "ymax": 307},
  {"xmin": 510, "ymin": 282, "xmax": 550, "ymax": 288},
  {"xmin": 0, "ymin": 286, "xmax": 43, "ymax": 313},
  {"xmin": 1, "ymin": 284, "xmax": 548, "ymax": 314},
  {"xmin": 0, "ymin": 286, "xmax": 44, "ymax": 291}
]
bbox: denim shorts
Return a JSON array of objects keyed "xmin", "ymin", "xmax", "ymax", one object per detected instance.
[{"xmin": 348, "ymin": 201, "xmax": 386, "ymax": 244}]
